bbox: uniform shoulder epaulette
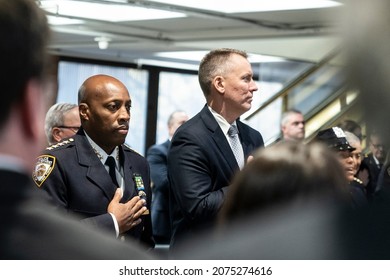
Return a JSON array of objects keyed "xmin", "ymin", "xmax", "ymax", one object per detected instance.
[
  {"xmin": 123, "ymin": 143, "xmax": 142, "ymax": 156},
  {"xmin": 45, "ymin": 138, "xmax": 75, "ymax": 151}
]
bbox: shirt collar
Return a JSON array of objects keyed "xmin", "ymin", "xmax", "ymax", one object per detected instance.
[
  {"xmin": 84, "ymin": 131, "xmax": 119, "ymax": 167},
  {"xmin": 208, "ymin": 106, "xmax": 237, "ymax": 136}
]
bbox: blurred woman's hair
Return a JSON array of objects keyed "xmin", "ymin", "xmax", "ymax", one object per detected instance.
[{"xmin": 219, "ymin": 141, "xmax": 349, "ymax": 225}]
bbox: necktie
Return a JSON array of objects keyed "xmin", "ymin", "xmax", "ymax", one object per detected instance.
[
  {"xmin": 105, "ymin": 156, "xmax": 119, "ymax": 187},
  {"xmin": 228, "ymin": 125, "xmax": 244, "ymax": 169}
]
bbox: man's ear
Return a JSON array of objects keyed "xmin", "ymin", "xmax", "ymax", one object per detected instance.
[
  {"xmin": 52, "ymin": 127, "xmax": 63, "ymax": 143},
  {"xmin": 213, "ymin": 76, "xmax": 225, "ymax": 95},
  {"xmin": 79, "ymin": 103, "xmax": 89, "ymax": 121}
]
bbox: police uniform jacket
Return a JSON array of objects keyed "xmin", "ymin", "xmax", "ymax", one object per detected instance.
[
  {"xmin": 33, "ymin": 129, "xmax": 154, "ymax": 248},
  {"xmin": 1, "ymin": 169, "xmax": 154, "ymax": 259}
]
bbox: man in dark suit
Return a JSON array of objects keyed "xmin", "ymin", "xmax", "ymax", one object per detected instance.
[
  {"xmin": 0, "ymin": 0, "xmax": 153, "ymax": 259},
  {"xmin": 361, "ymin": 130, "xmax": 387, "ymax": 200},
  {"xmin": 33, "ymin": 74, "xmax": 154, "ymax": 249},
  {"xmin": 167, "ymin": 48, "xmax": 264, "ymax": 249},
  {"xmin": 147, "ymin": 110, "xmax": 188, "ymax": 245}
]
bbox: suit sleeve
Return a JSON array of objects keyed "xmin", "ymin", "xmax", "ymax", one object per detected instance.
[
  {"xmin": 168, "ymin": 130, "xmax": 227, "ymax": 224},
  {"xmin": 146, "ymin": 145, "xmax": 168, "ymax": 193}
]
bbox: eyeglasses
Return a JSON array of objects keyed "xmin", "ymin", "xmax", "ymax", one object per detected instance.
[
  {"xmin": 58, "ymin": 126, "xmax": 80, "ymax": 133},
  {"xmin": 371, "ymin": 143, "xmax": 385, "ymax": 149}
]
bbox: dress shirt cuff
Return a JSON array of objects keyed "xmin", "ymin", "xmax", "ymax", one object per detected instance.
[{"xmin": 109, "ymin": 212, "xmax": 120, "ymax": 237}]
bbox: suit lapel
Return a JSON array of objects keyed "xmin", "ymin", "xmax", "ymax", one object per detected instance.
[
  {"xmin": 200, "ymin": 106, "xmax": 239, "ymax": 172},
  {"xmin": 75, "ymin": 131, "xmax": 117, "ymax": 200},
  {"xmin": 236, "ymin": 120, "xmax": 250, "ymax": 158}
]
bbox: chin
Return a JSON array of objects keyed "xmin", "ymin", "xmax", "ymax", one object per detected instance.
[{"xmin": 114, "ymin": 136, "xmax": 126, "ymax": 145}]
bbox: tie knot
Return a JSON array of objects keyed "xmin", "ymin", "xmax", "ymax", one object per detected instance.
[
  {"xmin": 105, "ymin": 156, "xmax": 116, "ymax": 169},
  {"xmin": 228, "ymin": 125, "xmax": 238, "ymax": 137}
]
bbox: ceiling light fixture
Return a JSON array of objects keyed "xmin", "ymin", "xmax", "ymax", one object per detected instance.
[
  {"xmin": 94, "ymin": 37, "xmax": 111, "ymax": 50},
  {"xmin": 38, "ymin": 0, "xmax": 186, "ymax": 22},
  {"xmin": 151, "ymin": 0, "xmax": 342, "ymax": 13}
]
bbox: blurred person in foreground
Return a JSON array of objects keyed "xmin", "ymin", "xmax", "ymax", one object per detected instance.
[
  {"xmin": 280, "ymin": 109, "xmax": 306, "ymax": 142},
  {"xmin": 167, "ymin": 48, "xmax": 264, "ymax": 250},
  {"xmin": 174, "ymin": 141, "xmax": 354, "ymax": 259},
  {"xmin": 146, "ymin": 110, "xmax": 189, "ymax": 245},
  {"xmin": 340, "ymin": 0, "xmax": 390, "ymax": 259},
  {"xmin": 45, "ymin": 102, "xmax": 80, "ymax": 145},
  {"xmin": 0, "ymin": 0, "xmax": 152, "ymax": 259},
  {"xmin": 33, "ymin": 74, "xmax": 154, "ymax": 249}
]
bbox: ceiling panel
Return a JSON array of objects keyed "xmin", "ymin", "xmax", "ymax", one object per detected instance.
[{"xmin": 41, "ymin": 0, "xmax": 344, "ymax": 67}]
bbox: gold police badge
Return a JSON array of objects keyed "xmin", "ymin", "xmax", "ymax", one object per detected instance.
[{"xmin": 32, "ymin": 155, "xmax": 56, "ymax": 187}]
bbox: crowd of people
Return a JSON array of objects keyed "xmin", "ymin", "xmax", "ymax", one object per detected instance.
[{"xmin": 2, "ymin": 0, "xmax": 390, "ymax": 260}]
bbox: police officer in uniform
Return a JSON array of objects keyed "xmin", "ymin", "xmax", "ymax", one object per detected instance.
[{"xmin": 33, "ymin": 74, "xmax": 154, "ymax": 249}]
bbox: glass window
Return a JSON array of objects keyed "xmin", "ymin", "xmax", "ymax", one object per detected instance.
[{"xmin": 155, "ymin": 72, "xmax": 205, "ymax": 144}]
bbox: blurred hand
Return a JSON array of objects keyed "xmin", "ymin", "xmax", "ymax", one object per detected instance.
[
  {"xmin": 107, "ymin": 188, "xmax": 148, "ymax": 234},
  {"xmin": 247, "ymin": 155, "xmax": 254, "ymax": 164}
]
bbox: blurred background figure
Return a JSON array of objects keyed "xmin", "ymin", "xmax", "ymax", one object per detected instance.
[
  {"xmin": 343, "ymin": 0, "xmax": 390, "ymax": 151},
  {"xmin": 146, "ymin": 110, "xmax": 188, "ymax": 245},
  {"xmin": 315, "ymin": 127, "xmax": 356, "ymax": 183},
  {"xmin": 337, "ymin": 119, "xmax": 369, "ymax": 188},
  {"xmin": 280, "ymin": 109, "xmax": 305, "ymax": 142},
  {"xmin": 314, "ymin": 127, "xmax": 369, "ymax": 209},
  {"xmin": 174, "ymin": 141, "xmax": 350, "ymax": 259},
  {"xmin": 219, "ymin": 141, "xmax": 349, "ymax": 225},
  {"xmin": 45, "ymin": 103, "xmax": 80, "ymax": 145},
  {"xmin": 344, "ymin": 131, "xmax": 369, "ymax": 208},
  {"xmin": 375, "ymin": 151, "xmax": 390, "ymax": 200},
  {"xmin": 361, "ymin": 130, "xmax": 387, "ymax": 201},
  {"xmin": 337, "ymin": 119, "xmax": 364, "ymax": 142},
  {"xmin": 341, "ymin": 0, "xmax": 390, "ymax": 259}
]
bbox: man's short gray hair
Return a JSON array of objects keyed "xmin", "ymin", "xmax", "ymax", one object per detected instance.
[{"xmin": 45, "ymin": 103, "xmax": 78, "ymax": 144}]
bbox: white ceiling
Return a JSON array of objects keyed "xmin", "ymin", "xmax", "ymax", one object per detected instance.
[{"xmin": 41, "ymin": 0, "xmax": 345, "ymax": 69}]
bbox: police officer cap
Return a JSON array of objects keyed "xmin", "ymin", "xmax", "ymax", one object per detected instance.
[{"xmin": 315, "ymin": 127, "xmax": 356, "ymax": 151}]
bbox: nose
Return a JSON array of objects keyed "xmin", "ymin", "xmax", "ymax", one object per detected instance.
[
  {"xmin": 250, "ymin": 80, "xmax": 258, "ymax": 92},
  {"xmin": 118, "ymin": 106, "xmax": 130, "ymax": 122}
]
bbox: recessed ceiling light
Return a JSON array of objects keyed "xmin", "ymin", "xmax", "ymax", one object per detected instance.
[
  {"xmin": 151, "ymin": 0, "xmax": 342, "ymax": 13},
  {"xmin": 155, "ymin": 51, "xmax": 285, "ymax": 63},
  {"xmin": 46, "ymin": 15, "xmax": 84, "ymax": 26},
  {"xmin": 39, "ymin": 0, "xmax": 186, "ymax": 22}
]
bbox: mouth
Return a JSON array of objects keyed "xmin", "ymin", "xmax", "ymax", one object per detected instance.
[
  {"xmin": 346, "ymin": 168, "xmax": 355, "ymax": 175},
  {"xmin": 245, "ymin": 96, "xmax": 253, "ymax": 104},
  {"xmin": 117, "ymin": 126, "xmax": 129, "ymax": 134}
]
